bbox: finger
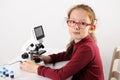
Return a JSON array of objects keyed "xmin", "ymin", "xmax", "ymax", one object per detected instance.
[
  {"xmin": 22, "ymin": 60, "xmax": 30, "ymax": 63},
  {"xmin": 22, "ymin": 60, "xmax": 34, "ymax": 65},
  {"xmin": 21, "ymin": 61, "xmax": 26, "ymax": 64},
  {"xmin": 20, "ymin": 65, "xmax": 22, "ymax": 69},
  {"xmin": 20, "ymin": 63, "xmax": 23, "ymax": 69},
  {"xmin": 32, "ymin": 54, "xmax": 39, "ymax": 57}
]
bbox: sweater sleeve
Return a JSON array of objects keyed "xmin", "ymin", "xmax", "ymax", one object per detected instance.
[
  {"xmin": 49, "ymin": 51, "xmax": 70, "ymax": 63},
  {"xmin": 37, "ymin": 46, "xmax": 93, "ymax": 80}
]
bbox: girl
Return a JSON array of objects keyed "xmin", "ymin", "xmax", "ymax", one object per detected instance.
[{"xmin": 20, "ymin": 4, "xmax": 104, "ymax": 80}]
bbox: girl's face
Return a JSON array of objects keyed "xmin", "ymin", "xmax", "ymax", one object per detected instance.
[{"xmin": 68, "ymin": 8, "xmax": 94, "ymax": 43}]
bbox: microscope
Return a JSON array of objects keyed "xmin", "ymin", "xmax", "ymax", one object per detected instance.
[{"xmin": 21, "ymin": 25, "xmax": 46, "ymax": 63}]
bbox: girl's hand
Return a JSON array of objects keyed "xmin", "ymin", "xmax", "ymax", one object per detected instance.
[
  {"xmin": 32, "ymin": 54, "xmax": 51, "ymax": 64},
  {"xmin": 20, "ymin": 60, "xmax": 39, "ymax": 73}
]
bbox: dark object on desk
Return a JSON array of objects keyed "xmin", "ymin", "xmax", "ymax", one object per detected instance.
[
  {"xmin": 10, "ymin": 71, "xmax": 14, "ymax": 79},
  {"xmin": 0, "ymin": 67, "xmax": 14, "ymax": 79}
]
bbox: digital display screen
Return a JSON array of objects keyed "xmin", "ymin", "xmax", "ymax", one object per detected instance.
[{"xmin": 34, "ymin": 25, "xmax": 45, "ymax": 40}]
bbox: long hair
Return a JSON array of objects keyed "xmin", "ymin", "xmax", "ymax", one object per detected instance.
[{"xmin": 66, "ymin": 4, "xmax": 97, "ymax": 56}]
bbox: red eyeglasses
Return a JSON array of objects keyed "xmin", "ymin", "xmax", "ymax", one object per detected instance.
[{"xmin": 67, "ymin": 19, "xmax": 92, "ymax": 29}]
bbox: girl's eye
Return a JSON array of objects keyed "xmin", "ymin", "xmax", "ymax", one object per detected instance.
[
  {"xmin": 70, "ymin": 20, "xmax": 75, "ymax": 24},
  {"xmin": 81, "ymin": 22, "xmax": 86, "ymax": 26}
]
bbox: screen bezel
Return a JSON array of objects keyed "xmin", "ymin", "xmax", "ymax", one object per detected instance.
[{"xmin": 34, "ymin": 25, "xmax": 45, "ymax": 40}]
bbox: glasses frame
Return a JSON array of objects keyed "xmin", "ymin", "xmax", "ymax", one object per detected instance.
[{"xmin": 66, "ymin": 19, "xmax": 93, "ymax": 29}]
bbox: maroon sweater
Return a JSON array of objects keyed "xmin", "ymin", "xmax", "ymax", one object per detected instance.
[{"xmin": 37, "ymin": 35, "xmax": 104, "ymax": 80}]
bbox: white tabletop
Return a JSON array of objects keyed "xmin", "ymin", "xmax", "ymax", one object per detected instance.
[{"xmin": 0, "ymin": 49, "xmax": 72, "ymax": 80}]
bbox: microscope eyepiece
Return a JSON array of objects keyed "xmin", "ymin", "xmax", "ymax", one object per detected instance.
[{"xmin": 21, "ymin": 52, "xmax": 29, "ymax": 59}]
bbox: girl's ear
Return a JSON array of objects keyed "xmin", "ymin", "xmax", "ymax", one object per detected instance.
[{"xmin": 89, "ymin": 25, "xmax": 96, "ymax": 33}]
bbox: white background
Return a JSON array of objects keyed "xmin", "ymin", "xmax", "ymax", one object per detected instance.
[{"xmin": 0, "ymin": 0, "xmax": 120, "ymax": 80}]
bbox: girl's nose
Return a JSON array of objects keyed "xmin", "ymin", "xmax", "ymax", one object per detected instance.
[{"xmin": 74, "ymin": 24, "xmax": 80, "ymax": 30}]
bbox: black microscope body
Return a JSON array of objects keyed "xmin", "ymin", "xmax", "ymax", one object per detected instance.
[{"xmin": 21, "ymin": 25, "xmax": 46, "ymax": 63}]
